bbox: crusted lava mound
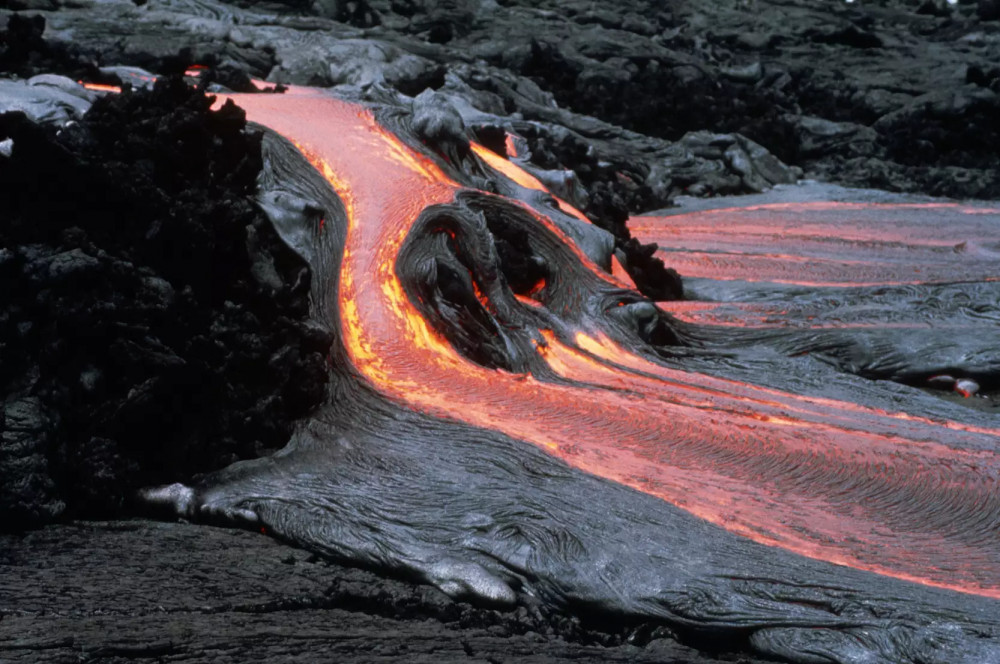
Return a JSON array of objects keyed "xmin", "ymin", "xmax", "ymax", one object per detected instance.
[{"xmin": 0, "ymin": 78, "xmax": 331, "ymax": 528}]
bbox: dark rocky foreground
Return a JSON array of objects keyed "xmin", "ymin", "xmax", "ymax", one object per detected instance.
[
  {"xmin": 0, "ymin": 521, "xmax": 765, "ymax": 663},
  {"xmin": 2, "ymin": 1, "xmax": 1000, "ymax": 663}
]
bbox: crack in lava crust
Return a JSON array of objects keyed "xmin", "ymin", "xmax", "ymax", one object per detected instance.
[{"xmin": 208, "ymin": 87, "xmax": 1000, "ymax": 602}]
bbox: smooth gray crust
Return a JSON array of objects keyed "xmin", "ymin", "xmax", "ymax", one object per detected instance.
[
  {"xmin": 0, "ymin": 78, "xmax": 93, "ymax": 125},
  {"xmin": 645, "ymin": 183, "xmax": 1000, "ymax": 386}
]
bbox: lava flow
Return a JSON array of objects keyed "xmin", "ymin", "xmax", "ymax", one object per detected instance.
[
  {"xmin": 219, "ymin": 87, "xmax": 1000, "ymax": 600},
  {"xmin": 631, "ymin": 201, "xmax": 1000, "ymax": 287}
]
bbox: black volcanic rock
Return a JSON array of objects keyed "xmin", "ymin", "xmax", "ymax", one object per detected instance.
[
  {"xmin": 0, "ymin": 78, "xmax": 332, "ymax": 529},
  {"xmin": 0, "ymin": 13, "xmax": 99, "ymax": 80},
  {"xmin": 7, "ymin": 0, "xmax": 1000, "ymax": 202},
  {"xmin": 979, "ymin": 0, "xmax": 1000, "ymax": 20}
]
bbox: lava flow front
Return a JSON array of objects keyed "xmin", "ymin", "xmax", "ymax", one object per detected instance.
[{"xmin": 219, "ymin": 87, "xmax": 1000, "ymax": 600}]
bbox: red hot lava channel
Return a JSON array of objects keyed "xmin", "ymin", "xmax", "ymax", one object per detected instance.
[{"xmin": 214, "ymin": 87, "xmax": 1000, "ymax": 601}]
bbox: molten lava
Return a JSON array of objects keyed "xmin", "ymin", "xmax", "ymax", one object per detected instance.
[
  {"xmin": 469, "ymin": 142, "xmax": 591, "ymax": 223},
  {"xmin": 631, "ymin": 201, "xmax": 1000, "ymax": 287},
  {"xmin": 79, "ymin": 82, "xmax": 122, "ymax": 93},
  {"xmin": 218, "ymin": 87, "xmax": 1000, "ymax": 600}
]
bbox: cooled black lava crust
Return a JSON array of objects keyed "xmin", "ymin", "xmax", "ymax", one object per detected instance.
[{"xmin": 0, "ymin": 78, "xmax": 332, "ymax": 529}]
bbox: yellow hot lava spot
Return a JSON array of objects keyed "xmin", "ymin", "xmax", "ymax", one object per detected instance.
[
  {"xmin": 79, "ymin": 82, "xmax": 122, "ymax": 93},
  {"xmin": 469, "ymin": 142, "xmax": 591, "ymax": 224}
]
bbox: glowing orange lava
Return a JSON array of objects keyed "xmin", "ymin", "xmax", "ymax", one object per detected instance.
[
  {"xmin": 218, "ymin": 88, "xmax": 1000, "ymax": 600},
  {"xmin": 79, "ymin": 82, "xmax": 122, "ymax": 93},
  {"xmin": 655, "ymin": 300, "xmax": 994, "ymax": 330},
  {"xmin": 632, "ymin": 202, "xmax": 1000, "ymax": 286},
  {"xmin": 470, "ymin": 142, "xmax": 591, "ymax": 224},
  {"xmin": 504, "ymin": 133, "xmax": 520, "ymax": 158}
]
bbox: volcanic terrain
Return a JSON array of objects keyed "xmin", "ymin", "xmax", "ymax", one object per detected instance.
[{"xmin": 2, "ymin": 1, "xmax": 1000, "ymax": 663}]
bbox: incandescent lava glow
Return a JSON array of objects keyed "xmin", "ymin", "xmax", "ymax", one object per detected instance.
[
  {"xmin": 504, "ymin": 132, "xmax": 520, "ymax": 158},
  {"xmin": 631, "ymin": 202, "xmax": 1000, "ymax": 286},
  {"xmin": 469, "ymin": 142, "xmax": 592, "ymax": 223},
  {"xmin": 218, "ymin": 88, "xmax": 1000, "ymax": 600},
  {"xmin": 79, "ymin": 82, "xmax": 122, "ymax": 93}
]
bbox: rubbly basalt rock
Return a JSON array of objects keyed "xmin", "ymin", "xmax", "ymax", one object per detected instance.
[
  {"xmin": 6, "ymin": 0, "xmax": 1000, "ymax": 201},
  {"xmin": 0, "ymin": 4, "xmax": 797, "ymax": 302},
  {"xmin": 0, "ymin": 13, "xmax": 91, "ymax": 79},
  {"xmin": 17, "ymin": 0, "xmax": 995, "ymax": 289},
  {"xmin": 0, "ymin": 397, "xmax": 63, "ymax": 527},
  {"xmin": 0, "ymin": 78, "xmax": 332, "ymax": 529}
]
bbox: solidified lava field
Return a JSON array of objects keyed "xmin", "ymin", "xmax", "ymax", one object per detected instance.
[{"xmin": 2, "ymin": 1, "xmax": 1000, "ymax": 663}]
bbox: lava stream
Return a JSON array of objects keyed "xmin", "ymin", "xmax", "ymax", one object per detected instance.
[
  {"xmin": 221, "ymin": 88, "xmax": 1000, "ymax": 599},
  {"xmin": 631, "ymin": 202, "xmax": 1000, "ymax": 286}
]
